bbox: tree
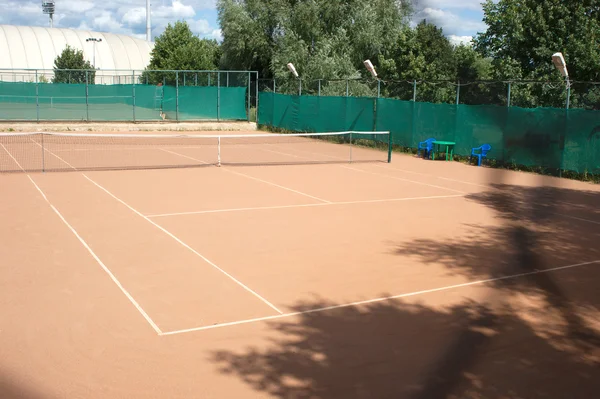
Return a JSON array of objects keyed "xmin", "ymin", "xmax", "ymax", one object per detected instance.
[
  {"xmin": 474, "ymin": 0, "xmax": 600, "ymax": 108},
  {"xmin": 52, "ymin": 45, "xmax": 95, "ymax": 84},
  {"xmin": 218, "ymin": 0, "xmax": 411, "ymax": 93},
  {"xmin": 142, "ymin": 21, "xmax": 221, "ymax": 85}
]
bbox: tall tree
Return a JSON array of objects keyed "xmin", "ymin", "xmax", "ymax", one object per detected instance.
[
  {"xmin": 52, "ymin": 45, "xmax": 95, "ymax": 84},
  {"xmin": 474, "ymin": 0, "xmax": 600, "ymax": 108},
  {"xmin": 143, "ymin": 21, "xmax": 221, "ymax": 85},
  {"xmin": 218, "ymin": 0, "xmax": 411, "ymax": 93}
]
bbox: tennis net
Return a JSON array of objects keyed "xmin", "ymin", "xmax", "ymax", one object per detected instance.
[{"xmin": 0, "ymin": 131, "xmax": 391, "ymax": 173}]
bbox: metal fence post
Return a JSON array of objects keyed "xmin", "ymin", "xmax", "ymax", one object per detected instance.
[
  {"xmin": 132, "ymin": 71, "xmax": 136, "ymax": 122},
  {"xmin": 247, "ymin": 71, "xmax": 251, "ymax": 122},
  {"xmin": 377, "ymin": 79, "xmax": 381, "ymax": 98},
  {"xmin": 208, "ymin": 73, "xmax": 211, "ymax": 86},
  {"xmin": 217, "ymin": 72, "xmax": 220, "ymax": 121},
  {"xmin": 566, "ymin": 80, "xmax": 571, "ymax": 109},
  {"xmin": 507, "ymin": 82, "xmax": 512, "ymax": 107},
  {"xmin": 227, "ymin": 72, "xmax": 229, "ymax": 87},
  {"xmin": 346, "ymin": 79, "xmax": 349, "ymax": 97},
  {"xmin": 299, "ymin": 78, "xmax": 302, "ymax": 96},
  {"xmin": 318, "ymin": 80, "xmax": 321, "ymax": 96},
  {"xmin": 35, "ymin": 70, "xmax": 39, "ymax": 122},
  {"xmin": 273, "ymin": 79, "xmax": 276, "ymax": 93},
  {"xmin": 85, "ymin": 70, "xmax": 90, "ymax": 121},
  {"xmin": 176, "ymin": 71, "xmax": 179, "ymax": 121},
  {"xmin": 255, "ymin": 72, "xmax": 259, "ymax": 122},
  {"xmin": 456, "ymin": 80, "xmax": 460, "ymax": 105},
  {"xmin": 413, "ymin": 80, "xmax": 417, "ymax": 102}
]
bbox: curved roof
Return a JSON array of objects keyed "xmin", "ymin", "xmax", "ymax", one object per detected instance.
[{"xmin": 0, "ymin": 25, "xmax": 154, "ymax": 83}]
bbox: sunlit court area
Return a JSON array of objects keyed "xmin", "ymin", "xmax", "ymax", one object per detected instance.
[
  {"xmin": 1, "ymin": 128, "xmax": 599, "ymax": 398},
  {"xmin": 2, "ymin": 0, "xmax": 600, "ymax": 398}
]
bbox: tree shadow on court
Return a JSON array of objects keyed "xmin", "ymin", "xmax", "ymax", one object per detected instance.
[
  {"xmin": 211, "ymin": 178, "xmax": 600, "ymax": 398},
  {"xmin": 211, "ymin": 294, "xmax": 600, "ymax": 398},
  {"xmin": 0, "ymin": 371, "xmax": 52, "ymax": 399}
]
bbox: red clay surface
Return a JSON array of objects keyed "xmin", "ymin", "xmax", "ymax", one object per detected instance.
[{"xmin": 1, "ymin": 133, "xmax": 599, "ymax": 398}]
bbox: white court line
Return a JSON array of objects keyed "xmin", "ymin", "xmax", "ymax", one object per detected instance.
[
  {"xmin": 554, "ymin": 212, "xmax": 600, "ymax": 226},
  {"xmin": 29, "ymin": 138, "xmax": 78, "ymax": 170},
  {"xmin": 160, "ymin": 259, "xmax": 600, "ymax": 336},
  {"xmin": 161, "ymin": 147, "xmax": 332, "ymax": 204},
  {"xmin": 11, "ymin": 168, "xmax": 162, "ymax": 333},
  {"xmin": 81, "ymin": 173, "xmax": 284, "ymax": 315},
  {"xmin": 147, "ymin": 194, "xmax": 466, "ymax": 218},
  {"xmin": 1, "ymin": 143, "xmax": 25, "ymax": 171},
  {"xmin": 264, "ymin": 144, "xmax": 466, "ymax": 194}
]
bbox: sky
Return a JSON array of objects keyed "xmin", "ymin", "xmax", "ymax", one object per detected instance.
[{"xmin": 0, "ymin": 0, "xmax": 488, "ymax": 45}]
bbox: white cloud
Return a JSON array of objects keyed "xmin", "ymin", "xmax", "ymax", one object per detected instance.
[
  {"xmin": 188, "ymin": 19, "xmax": 211, "ymax": 35},
  {"xmin": 154, "ymin": 1, "xmax": 196, "ymax": 19},
  {"xmin": 209, "ymin": 29, "xmax": 222, "ymax": 42},
  {"xmin": 413, "ymin": 7, "xmax": 487, "ymax": 36},
  {"xmin": 448, "ymin": 35, "xmax": 473, "ymax": 46},
  {"xmin": 413, "ymin": 0, "xmax": 485, "ymax": 11},
  {"xmin": 123, "ymin": 7, "xmax": 146, "ymax": 26}
]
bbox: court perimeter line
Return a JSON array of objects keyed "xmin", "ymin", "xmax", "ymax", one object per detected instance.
[
  {"xmin": 161, "ymin": 147, "xmax": 331, "ymax": 204},
  {"xmin": 81, "ymin": 173, "xmax": 284, "ymax": 315},
  {"xmin": 0, "ymin": 140, "xmax": 163, "ymax": 335},
  {"xmin": 160, "ymin": 259, "xmax": 600, "ymax": 336},
  {"xmin": 146, "ymin": 194, "xmax": 466, "ymax": 218}
]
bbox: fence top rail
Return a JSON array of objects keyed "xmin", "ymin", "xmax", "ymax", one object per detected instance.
[
  {"xmin": 258, "ymin": 78, "xmax": 600, "ymax": 85},
  {"xmin": 0, "ymin": 68, "xmax": 259, "ymax": 74}
]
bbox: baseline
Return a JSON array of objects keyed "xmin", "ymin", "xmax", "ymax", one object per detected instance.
[{"xmin": 160, "ymin": 259, "xmax": 600, "ymax": 336}]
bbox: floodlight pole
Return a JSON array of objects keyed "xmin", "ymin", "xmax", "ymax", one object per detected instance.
[{"xmin": 86, "ymin": 37, "xmax": 102, "ymax": 68}]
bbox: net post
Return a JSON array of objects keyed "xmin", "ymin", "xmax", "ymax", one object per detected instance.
[
  {"xmin": 349, "ymin": 131, "xmax": 353, "ymax": 163},
  {"xmin": 85, "ymin": 70, "xmax": 90, "ymax": 122},
  {"xmin": 217, "ymin": 136, "xmax": 221, "ymax": 167},
  {"xmin": 387, "ymin": 131, "xmax": 393, "ymax": 163},
  {"xmin": 35, "ymin": 70, "xmax": 40, "ymax": 122},
  {"xmin": 132, "ymin": 70, "xmax": 136, "ymax": 122},
  {"xmin": 176, "ymin": 71, "xmax": 180, "ymax": 122},
  {"xmin": 217, "ymin": 72, "xmax": 221, "ymax": 121}
]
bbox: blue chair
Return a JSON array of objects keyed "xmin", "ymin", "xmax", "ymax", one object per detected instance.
[
  {"xmin": 471, "ymin": 144, "xmax": 492, "ymax": 166},
  {"xmin": 418, "ymin": 138, "xmax": 436, "ymax": 158}
]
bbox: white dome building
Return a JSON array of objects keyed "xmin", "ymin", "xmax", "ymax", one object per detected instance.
[{"xmin": 0, "ymin": 25, "xmax": 154, "ymax": 84}]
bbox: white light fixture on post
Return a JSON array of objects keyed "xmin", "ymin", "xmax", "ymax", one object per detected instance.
[
  {"xmin": 552, "ymin": 52, "xmax": 570, "ymax": 109},
  {"xmin": 287, "ymin": 62, "xmax": 301, "ymax": 95},
  {"xmin": 364, "ymin": 59, "xmax": 381, "ymax": 97},
  {"xmin": 41, "ymin": 1, "xmax": 55, "ymax": 28}
]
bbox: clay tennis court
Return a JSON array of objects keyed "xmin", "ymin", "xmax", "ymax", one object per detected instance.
[{"xmin": 1, "ymin": 131, "xmax": 599, "ymax": 398}]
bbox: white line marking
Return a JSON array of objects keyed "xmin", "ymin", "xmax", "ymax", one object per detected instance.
[
  {"xmin": 554, "ymin": 212, "xmax": 600, "ymax": 226},
  {"xmin": 160, "ymin": 259, "xmax": 600, "ymax": 336},
  {"xmin": 224, "ymin": 168, "xmax": 331, "ymax": 203},
  {"xmin": 26, "ymin": 175, "xmax": 162, "ymax": 334},
  {"xmin": 265, "ymin": 143, "xmax": 466, "ymax": 194},
  {"xmin": 81, "ymin": 173, "xmax": 283, "ymax": 315},
  {"xmin": 1, "ymin": 143, "xmax": 25, "ymax": 171},
  {"xmin": 29, "ymin": 138, "xmax": 78, "ymax": 170},
  {"xmin": 147, "ymin": 194, "xmax": 466, "ymax": 218},
  {"xmin": 161, "ymin": 147, "xmax": 331, "ymax": 204}
]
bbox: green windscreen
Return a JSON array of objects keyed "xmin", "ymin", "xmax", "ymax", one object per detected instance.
[
  {"xmin": 0, "ymin": 81, "xmax": 247, "ymax": 121},
  {"xmin": 259, "ymin": 92, "xmax": 600, "ymax": 175}
]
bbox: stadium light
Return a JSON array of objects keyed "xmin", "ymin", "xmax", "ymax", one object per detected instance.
[
  {"xmin": 363, "ymin": 59, "xmax": 377, "ymax": 78},
  {"xmin": 41, "ymin": 1, "xmax": 55, "ymax": 28},
  {"xmin": 287, "ymin": 63, "xmax": 299, "ymax": 78},
  {"xmin": 552, "ymin": 52, "xmax": 569, "ymax": 78},
  {"xmin": 86, "ymin": 37, "xmax": 102, "ymax": 68}
]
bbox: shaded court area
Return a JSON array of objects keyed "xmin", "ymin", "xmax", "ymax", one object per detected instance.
[{"xmin": 1, "ymin": 132, "xmax": 600, "ymax": 398}]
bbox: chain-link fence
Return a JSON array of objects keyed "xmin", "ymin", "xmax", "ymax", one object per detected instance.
[
  {"xmin": 0, "ymin": 69, "xmax": 258, "ymax": 122},
  {"xmin": 258, "ymin": 78, "xmax": 600, "ymax": 110}
]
